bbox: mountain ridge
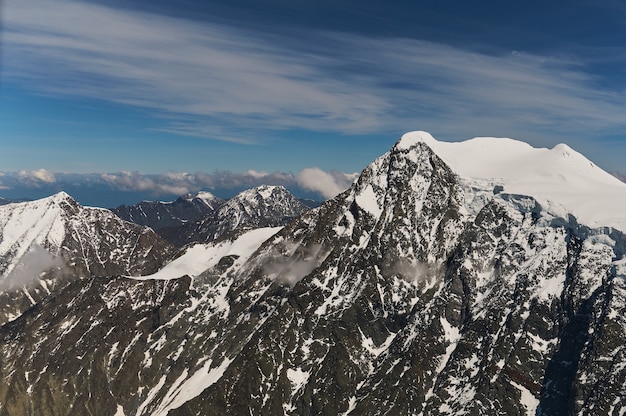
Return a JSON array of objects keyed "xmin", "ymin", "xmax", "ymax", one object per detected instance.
[
  {"xmin": 403, "ymin": 131, "xmax": 626, "ymax": 231},
  {"xmin": 112, "ymin": 191, "xmax": 225, "ymax": 231},
  {"xmin": 0, "ymin": 191, "xmax": 174, "ymax": 324},
  {"xmin": 159, "ymin": 185, "xmax": 311, "ymax": 247},
  {"xmin": 0, "ymin": 132, "xmax": 624, "ymax": 415}
]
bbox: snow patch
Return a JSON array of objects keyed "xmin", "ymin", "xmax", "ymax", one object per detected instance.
[
  {"xmin": 287, "ymin": 367, "xmax": 310, "ymax": 394},
  {"xmin": 194, "ymin": 191, "xmax": 217, "ymax": 205},
  {"xmin": 131, "ymin": 227, "xmax": 281, "ymax": 280},
  {"xmin": 354, "ymin": 184, "xmax": 382, "ymax": 218},
  {"xmin": 257, "ymin": 185, "xmax": 276, "ymax": 199},
  {"xmin": 510, "ymin": 380, "xmax": 539, "ymax": 416},
  {"xmin": 151, "ymin": 357, "xmax": 234, "ymax": 416},
  {"xmin": 359, "ymin": 327, "xmax": 396, "ymax": 357},
  {"xmin": 342, "ymin": 397, "xmax": 358, "ymax": 415}
]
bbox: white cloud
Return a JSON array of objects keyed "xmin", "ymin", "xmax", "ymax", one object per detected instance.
[
  {"xmin": 17, "ymin": 169, "xmax": 56, "ymax": 185},
  {"xmin": 100, "ymin": 172, "xmax": 192, "ymax": 195},
  {"xmin": 297, "ymin": 168, "xmax": 356, "ymax": 199},
  {"xmin": 1, "ymin": 167, "xmax": 355, "ymax": 201},
  {"xmin": 4, "ymin": 0, "xmax": 626, "ymax": 145},
  {"xmin": 263, "ymin": 243, "xmax": 328, "ymax": 287},
  {"xmin": 98, "ymin": 168, "xmax": 355, "ymax": 199},
  {"xmin": 2, "ymin": 0, "xmax": 385, "ymax": 139}
]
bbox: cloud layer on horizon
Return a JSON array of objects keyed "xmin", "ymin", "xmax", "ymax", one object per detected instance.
[
  {"xmin": 0, "ymin": 168, "xmax": 357, "ymax": 206},
  {"xmin": 4, "ymin": 0, "xmax": 626, "ymax": 146}
]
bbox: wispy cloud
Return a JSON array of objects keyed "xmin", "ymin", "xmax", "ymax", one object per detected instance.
[
  {"xmin": 4, "ymin": 0, "xmax": 626, "ymax": 144},
  {"xmin": 2, "ymin": 244, "xmax": 66, "ymax": 291}
]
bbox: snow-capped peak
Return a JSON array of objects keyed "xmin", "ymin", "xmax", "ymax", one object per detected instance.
[
  {"xmin": 46, "ymin": 191, "xmax": 75, "ymax": 204},
  {"xmin": 238, "ymin": 185, "xmax": 286, "ymax": 202},
  {"xmin": 173, "ymin": 185, "xmax": 309, "ymax": 245},
  {"xmin": 394, "ymin": 130, "xmax": 437, "ymax": 151},
  {"xmin": 398, "ymin": 131, "xmax": 626, "ymax": 231},
  {"xmin": 194, "ymin": 191, "xmax": 218, "ymax": 204},
  {"xmin": 182, "ymin": 191, "xmax": 216, "ymax": 202},
  {"xmin": 0, "ymin": 194, "xmax": 68, "ymax": 263}
]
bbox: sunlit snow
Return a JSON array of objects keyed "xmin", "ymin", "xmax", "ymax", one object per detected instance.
[
  {"xmin": 401, "ymin": 131, "xmax": 626, "ymax": 232},
  {"xmin": 130, "ymin": 227, "xmax": 282, "ymax": 280}
]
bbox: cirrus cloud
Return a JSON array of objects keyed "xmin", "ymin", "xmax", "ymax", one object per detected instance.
[{"xmin": 4, "ymin": 0, "xmax": 626, "ymax": 146}]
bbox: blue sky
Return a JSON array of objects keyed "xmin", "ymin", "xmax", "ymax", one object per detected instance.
[{"xmin": 2, "ymin": 0, "xmax": 626, "ymax": 206}]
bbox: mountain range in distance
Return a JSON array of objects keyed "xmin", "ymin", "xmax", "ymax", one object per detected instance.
[
  {"xmin": 112, "ymin": 185, "xmax": 318, "ymax": 247},
  {"xmin": 0, "ymin": 131, "xmax": 625, "ymax": 415}
]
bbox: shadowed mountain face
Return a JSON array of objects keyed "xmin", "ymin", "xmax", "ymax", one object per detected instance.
[
  {"xmin": 1, "ymin": 137, "xmax": 625, "ymax": 415},
  {"xmin": 112, "ymin": 191, "xmax": 225, "ymax": 231}
]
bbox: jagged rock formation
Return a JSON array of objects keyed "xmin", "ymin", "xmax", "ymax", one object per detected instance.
[
  {"xmin": 0, "ymin": 192, "xmax": 175, "ymax": 325},
  {"xmin": 0, "ymin": 133, "xmax": 625, "ymax": 415},
  {"xmin": 112, "ymin": 191, "xmax": 224, "ymax": 231},
  {"xmin": 160, "ymin": 185, "xmax": 310, "ymax": 247}
]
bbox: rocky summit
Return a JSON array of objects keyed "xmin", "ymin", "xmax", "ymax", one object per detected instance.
[
  {"xmin": 159, "ymin": 185, "xmax": 311, "ymax": 247},
  {"xmin": 0, "ymin": 132, "xmax": 625, "ymax": 415}
]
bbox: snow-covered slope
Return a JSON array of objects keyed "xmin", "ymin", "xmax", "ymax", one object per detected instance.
[
  {"xmin": 133, "ymin": 227, "xmax": 282, "ymax": 281},
  {"xmin": 0, "ymin": 192, "xmax": 69, "ymax": 278},
  {"xmin": 401, "ymin": 131, "xmax": 626, "ymax": 231},
  {"xmin": 0, "ymin": 192, "xmax": 174, "ymax": 323}
]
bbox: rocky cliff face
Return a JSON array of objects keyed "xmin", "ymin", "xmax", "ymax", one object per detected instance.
[
  {"xmin": 0, "ymin": 192, "xmax": 175, "ymax": 325},
  {"xmin": 0, "ymin": 135, "xmax": 624, "ymax": 415}
]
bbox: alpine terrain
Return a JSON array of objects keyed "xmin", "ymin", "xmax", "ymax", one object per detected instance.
[
  {"xmin": 112, "ymin": 192, "xmax": 225, "ymax": 232},
  {"xmin": 0, "ymin": 192, "xmax": 175, "ymax": 326},
  {"xmin": 159, "ymin": 185, "xmax": 311, "ymax": 247},
  {"xmin": 0, "ymin": 131, "xmax": 625, "ymax": 415}
]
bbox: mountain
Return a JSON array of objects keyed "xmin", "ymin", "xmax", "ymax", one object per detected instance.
[
  {"xmin": 1, "ymin": 132, "xmax": 625, "ymax": 415},
  {"xmin": 0, "ymin": 192, "xmax": 175, "ymax": 325},
  {"xmin": 160, "ymin": 185, "xmax": 311, "ymax": 247},
  {"xmin": 112, "ymin": 191, "xmax": 224, "ymax": 230},
  {"xmin": 298, "ymin": 197, "xmax": 322, "ymax": 209}
]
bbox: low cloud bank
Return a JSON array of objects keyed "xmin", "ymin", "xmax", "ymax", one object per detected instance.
[
  {"xmin": 0, "ymin": 168, "xmax": 358, "ymax": 207},
  {"xmin": 16, "ymin": 169, "xmax": 56, "ymax": 186},
  {"xmin": 101, "ymin": 171, "xmax": 193, "ymax": 196}
]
